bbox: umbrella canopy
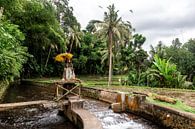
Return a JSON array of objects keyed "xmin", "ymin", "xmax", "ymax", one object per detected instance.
[{"xmin": 55, "ymin": 53, "xmax": 73, "ymax": 62}]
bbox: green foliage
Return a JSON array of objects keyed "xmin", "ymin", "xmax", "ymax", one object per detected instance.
[
  {"xmin": 1, "ymin": 0, "xmax": 67, "ymax": 77},
  {"xmin": 67, "ymin": 25, "xmax": 83, "ymax": 52},
  {"xmin": 193, "ymin": 77, "xmax": 195, "ymax": 87},
  {"xmin": 122, "ymin": 34, "xmax": 148, "ymax": 86},
  {"xmin": 53, "ymin": 0, "xmax": 80, "ymax": 32},
  {"xmin": 0, "ymin": 0, "xmax": 194, "ymax": 91},
  {"xmin": 149, "ymin": 41, "xmax": 166, "ymax": 60},
  {"xmin": 148, "ymin": 38, "xmax": 195, "ymax": 88},
  {"xmin": 86, "ymin": 4, "xmax": 133, "ymax": 86},
  {"xmin": 147, "ymin": 55, "xmax": 186, "ymax": 88},
  {"xmin": 121, "ymin": 34, "xmax": 148, "ymax": 72},
  {"xmin": 0, "ymin": 20, "xmax": 29, "ymax": 81},
  {"xmin": 73, "ymin": 32, "xmax": 105, "ymax": 74},
  {"xmin": 151, "ymin": 38, "xmax": 195, "ymax": 85},
  {"xmin": 163, "ymin": 39, "xmax": 194, "ymax": 80}
]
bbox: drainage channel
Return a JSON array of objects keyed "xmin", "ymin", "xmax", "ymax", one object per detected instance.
[
  {"xmin": 1, "ymin": 84, "xmax": 163, "ymax": 129},
  {"xmin": 84, "ymin": 98, "xmax": 162, "ymax": 129}
]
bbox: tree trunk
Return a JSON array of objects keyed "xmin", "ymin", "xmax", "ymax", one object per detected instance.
[
  {"xmin": 69, "ymin": 41, "xmax": 73, "ymax": 53},
  {"xmin": 152, "ymin": 94, "xmax": 177, "ymax": 104},
  {"xmin": 44, "ymin": 46, "xmax": 52, "ymax": 69},
  {"xmin": 137, "ymin": 65, "xmax": 141, "ymax": 86},
  {"xmin": 108, "ymin": 30, "xmax": 113, "ymax": 86}
]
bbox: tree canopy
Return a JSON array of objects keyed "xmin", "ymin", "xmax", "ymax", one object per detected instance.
[
  {"xmin": 0, "ymin": 11, "xmax": 29, "ymax": 81},
  {"xmin": 0, "ymin": 1, "xmax": 194, "ymax": 89}
]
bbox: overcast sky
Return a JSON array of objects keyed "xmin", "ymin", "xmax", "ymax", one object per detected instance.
[{"xmin": 69, "ymin": 0, "xmax": 195, "ymax": 50}]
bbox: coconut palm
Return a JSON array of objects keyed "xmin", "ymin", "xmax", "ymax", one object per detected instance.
[
  {"xmin": 68, "ymin": 25, "xmax": 83, "ymax": 52},
  {"xmin": 87, "ymin": 4, "xmax": 132, "ymax": 86}
]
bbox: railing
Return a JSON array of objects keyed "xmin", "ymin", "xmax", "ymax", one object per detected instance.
[{"xmin": 55, "ymin": 80, "xmax": 82, "ymax": 101}]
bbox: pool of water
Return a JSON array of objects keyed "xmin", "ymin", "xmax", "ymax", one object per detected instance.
[
  {"xmin": 2, "ymin": 84, "xmax": 55, "ymax": 103},
  {"xmin": 0, "ymin": 84, "xmax": 77, "ymax": 129}
]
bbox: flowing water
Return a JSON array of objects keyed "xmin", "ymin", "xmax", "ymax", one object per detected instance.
[
  {"xmin": 0, "ymin": 105, "xmax": 77, "ymax": 129},
  {"xmin": 84, "ymin": 99, "xmax": 162, "ymax": 129},
  {"xmin": 1, "ymin": 84, "xmax": 162, "ymax": 129}
]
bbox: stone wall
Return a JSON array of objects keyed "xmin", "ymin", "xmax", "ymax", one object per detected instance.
[
  {"xmin": 126, "ymin": 95, "xmax": 195, "ymax": 129},
  {"xmin": 81, "ymin": 87, "xmax": 195, "ymax": 129},
  {"xmin": 81, "ymin": 87, "xmax": 120, "ymax": 104}
]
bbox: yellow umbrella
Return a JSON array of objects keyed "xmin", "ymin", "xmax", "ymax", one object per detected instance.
[{"xmin": 55, "ymin": 53, "xmax": 73, "ymax": 62}]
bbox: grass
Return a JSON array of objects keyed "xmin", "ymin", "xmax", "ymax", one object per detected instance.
[
  {"xmin": 24, "ymin": 75, "xmax": 195, "ymax": 93},
  {"xmin": 79, "ymin": 75, "xmax": 195, "ymax": 92},
  {"xmin": 23, "ymin": 75, "xmax": 195, "ymax": 113},
  {"xmin": 147, "ymin": 97, "xmax": 195, "ymax": 114}
]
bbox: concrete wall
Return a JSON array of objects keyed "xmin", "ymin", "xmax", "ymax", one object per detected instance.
[
  {"xmin": 81, "ymin": 87, "xmax": 120, "ymax": 104},
  {"xmin": 63, "ymin": 99, "xmax": 103, "ymax": 129}
]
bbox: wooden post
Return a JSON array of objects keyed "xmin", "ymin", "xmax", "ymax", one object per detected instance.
[
  {"xmin": 79, "ymin": 84, "xmax": 81, "ymax": 99},
  {"xmin": 56, "ymin": 84, "xmax": 59, "ymax": 98},
  {"xmin": 55, "ymin": 81, "xmax": 82, "ymax": 101}
]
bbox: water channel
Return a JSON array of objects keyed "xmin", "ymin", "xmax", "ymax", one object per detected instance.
[{"xmin": 0, "ymin": 84, "xmax": 162, "ymax": 129}]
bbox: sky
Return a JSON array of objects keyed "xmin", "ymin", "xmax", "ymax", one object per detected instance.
[{"xmin": 69, "ymin": 0, "xmax": 195, "ymax": 50}]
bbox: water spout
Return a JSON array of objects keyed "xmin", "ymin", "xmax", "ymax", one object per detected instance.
[{"xmin": 119, "ymin": 92, "xmax": 126, "ymax": 111}]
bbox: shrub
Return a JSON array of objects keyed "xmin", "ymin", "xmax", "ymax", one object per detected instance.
[{"xmin": 0, "ymin": 19, "xmax": 29, "ymax": 81}]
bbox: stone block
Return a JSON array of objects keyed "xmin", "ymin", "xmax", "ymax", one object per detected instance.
[
  {"xmin": 69, "ymin": 99, "xmax": 84, "ymax": 109},
  {"xmin": 127, "ymin": 96, "xmax": 139, "ymax": 111},
  {"xmin": 99, "ymin": 91, "xmax": 117, "ymax": 103},
  {"xmin": 111, "ymin": 103, "xmax": 122, "ymax": 113}
]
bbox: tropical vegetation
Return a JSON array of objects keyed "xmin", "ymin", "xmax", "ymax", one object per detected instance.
[
  {"xmin": 0, "ymin": 9, "xmax": 29, "ymax": 81},
  {"xmin": 0, "ymin": 0, "xmax": 195, "ymax": 89}
]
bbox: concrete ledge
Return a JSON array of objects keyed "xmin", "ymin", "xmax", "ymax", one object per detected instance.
[
  {"xmin": 81, "ymin": 87, "xmax": 120, "ymax": 104},
  {"xmin": 21, "ymin": 80, "xmax": 54, "ymax": 87},
  {"xmin": 0, "ymin": 100, "xmax": 67, "ymax": 111},
  {"xmin": 73, "ymin": 109, "xmax": 103, "ymax": 129},
  {"xmin": 63, "ymin": 99, "xmax": 103, "ymax": 129}
]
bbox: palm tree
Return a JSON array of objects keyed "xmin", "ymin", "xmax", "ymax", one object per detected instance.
[
  {"xmin": 68, "ymin": 25, "xmax": 83, "ymax": 52},
  {"xmin": 87, "ymin": 4, "xmax": 132, "ymax": 86}
]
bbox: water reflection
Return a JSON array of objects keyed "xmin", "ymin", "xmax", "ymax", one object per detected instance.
[{"xmin": 3, "ymin": 84, "xmax": 55, "ymax": 103}]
